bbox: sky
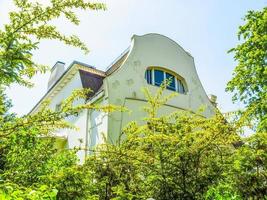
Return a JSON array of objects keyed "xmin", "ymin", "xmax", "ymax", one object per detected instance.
[{"xmin": 0, "ymin": 0, "xmax": 266, "ymax": 115}]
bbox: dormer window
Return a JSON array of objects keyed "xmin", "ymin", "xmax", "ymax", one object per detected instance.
[{"xmin": 145, "ymin": 67, "xmax": 187, "ymax": 94}]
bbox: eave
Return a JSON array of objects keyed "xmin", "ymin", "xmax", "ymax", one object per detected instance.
[{"xmin": 29, "ymin": 61, "xmax": 105, "ymax": 114}]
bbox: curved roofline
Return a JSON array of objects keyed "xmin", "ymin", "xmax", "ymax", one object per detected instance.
[
  {"xmin": 132, "ymin": 33, "xmax": 193, "ymax": 58},
  {"xmin": 131, "ymin": 33, "xmax": 216, "ymax": 112}
]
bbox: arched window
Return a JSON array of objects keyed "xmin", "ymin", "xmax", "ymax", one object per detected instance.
[{"xmin": 145, "ymin": 68, "xmax": 187, "ymax": 94}]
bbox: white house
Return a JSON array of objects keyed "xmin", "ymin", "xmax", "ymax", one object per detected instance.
[{"xmin": 30, "ymin": 33, "xmax": 216, "ymax": 162}]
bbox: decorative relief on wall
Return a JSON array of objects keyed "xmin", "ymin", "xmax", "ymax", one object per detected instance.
[
  {"xmin": 126, "ymin": 79, "xmax": 134, "ymax": 86},
  {"xmin": 133, "ymin": 60, "xmax": 141, "ymax": 66},
  {"xmin": 132, "ymin": 91, "xmax": 137, "ymax": 98},
  {"xmin": 133, "ymin": 60, "xmax": 141, "ymax": 72},
  {"xmin": 112, "ymin": 80, "xmax": 120, "ymax": 89}
]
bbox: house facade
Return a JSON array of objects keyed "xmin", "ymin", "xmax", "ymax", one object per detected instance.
[{"xmin": 30, "ymin": 33, "xmax": 216, "ymax": 162}]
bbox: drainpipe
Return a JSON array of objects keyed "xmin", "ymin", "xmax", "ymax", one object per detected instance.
[{"xmin": 84, "ymin": 108, "xmax": 90, "ymax": 160}]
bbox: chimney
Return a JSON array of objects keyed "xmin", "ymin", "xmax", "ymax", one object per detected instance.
[
  {"xmin": 47, "ymin": 61, "xmax": 65, "ymax": 90},
  {"xmin": 209, "ymin": 94, "xmax": 217, "ymax": 107}
]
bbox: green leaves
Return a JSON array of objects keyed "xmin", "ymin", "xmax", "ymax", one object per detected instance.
[
  {"xmin": 0, "ymin": 183, "xmax": 58, "ymax": 200},
  {"xmin": 80, "ymin": 85, "xmax": 239, "ymax": 200},
  {"xmin": 0, "ymin": 0, "xmax": 106, "ymax": 87},
  {"xmin": 227, "ymin": 7, "xmax": 267, "ymax": 131}
]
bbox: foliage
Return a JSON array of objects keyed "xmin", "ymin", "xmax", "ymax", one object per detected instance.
[
  {"xmin": 0, "ymin": 81, "xmax": 266, "ymax": 199},
  {"xmin": 81, "ymin": 83, "xmax": 239, "ymax": 200},
  {"xmin": 0, "ymin": 0, "xmax": 106, "ymax": 87},
  {"xmin": 0, "ymin": 0, "xmax": 109, "ymax": 199},
  {"xmin": 205, "ymin": 182, "xmax": 242, "ymax": 200},
  {"xmin": 0, "ymin": 183, "xmax": 58, "ymax": 200},
  {"xmin": 53, "ymin": 165, "xmax": 99, "ymax": 200},
  {"xmin": 228, "ymin": 132, "xmax": 267, "ymax": 198},
  {"xmin": 0, "ymin": 1, "xmax": 266, "ymax": 199},
  {"xmin": 226, "ymin": 7, "xmax": 267, "ymax": 131},
  {"xmin": 0, "ymin": 89, "xmax": 118, "ymax": 199},
  {"xmin": 205, "ymin": 131, "xmax": 267, "ymax": 200},
  {"xmin": 79, "ymin": 83, "xmax": 266, "ymax": 200}
]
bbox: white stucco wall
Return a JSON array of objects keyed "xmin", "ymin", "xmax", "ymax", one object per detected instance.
[
  {"xmin": 33, "ymin": 33, "xmax": 216, "ymax": 162},
  {"xmin": 48, "ymin": 72, "xmax": 87, "ymax": 162},
  {"xmin": 88, "ymin": 97, "xmax": 109, "ymax": 151},
  {"xmin": 105, "ymin": 33, "xmax": 215, "ymax": 143}
]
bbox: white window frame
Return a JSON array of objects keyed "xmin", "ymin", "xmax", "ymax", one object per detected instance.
[{"xmin": 145, "ymin": 68, "xmax": 186, "ymax": 94}]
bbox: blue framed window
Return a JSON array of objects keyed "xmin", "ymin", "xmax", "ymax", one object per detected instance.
[
  {"xmin": 166, "ymin": 72, "xmax": 176, "ymax": 91},
  {"xmin": 145, "ymin": 69, "xmax": 152, "ymax": 84},
  {"xmin": 154, "ymin": 70, "xmax": 164, "ymax": 86},
  {"xmin": 145, "ymin": 68, "xmax": 186, "ymax": 94}
]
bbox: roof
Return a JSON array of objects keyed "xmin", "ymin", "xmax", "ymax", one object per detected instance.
[
  {"xmin": 105, "ymin": 47, "xmax": 129, "ymax": 75},
  {"xmin": 79, "ymin": 69, "xmax": 104, "ymax": 99},
  {"xmin": 31, "ymin": 33, "xmax": 193, "ymax": 114},
  {"xmin": 29, "ymin": 61, "xmax": 106, "ymax": 114}
]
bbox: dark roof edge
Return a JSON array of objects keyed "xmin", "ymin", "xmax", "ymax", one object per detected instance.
[
  {"xmin": 105, "ymin": 47, "xmax": 130, "ymax": 72},
  {"xmin": 28, "ymin": 60, "xmax": 99, "ymax": 115},
  {"xmin": 29, "ymin": 49, "xmax": 127, "ymax": 114}
]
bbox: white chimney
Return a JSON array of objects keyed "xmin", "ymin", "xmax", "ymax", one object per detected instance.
[{"xmin": 47, "ymin": 61, "xmax": 65, "ymax": 90}]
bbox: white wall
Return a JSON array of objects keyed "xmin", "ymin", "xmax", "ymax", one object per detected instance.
[
  {"xmin": 49, "ymin": 72, "xmax": 87, "ymax": 162},
  {"xmin": 105, "ymin": 33, "xmax": 216, "ymax": 143},
  {"xmin": 88, "ymin": 99, "xmax": 109, "ymax": 150},
  {"xmin": 43, "ymin": 33, "xmax": 216, "ymax": 161}
]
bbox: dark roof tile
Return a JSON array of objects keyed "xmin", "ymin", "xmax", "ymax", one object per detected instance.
[{"xmin": 79, "ymin": 69, "xmax": 104, "ymax": 99}]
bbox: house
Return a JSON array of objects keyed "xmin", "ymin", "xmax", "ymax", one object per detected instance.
[{"xmin": 30, "ymin": 33, "xmax": 216, "ymax": 162}]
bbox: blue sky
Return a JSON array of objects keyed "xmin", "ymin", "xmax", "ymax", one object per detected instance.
[{"xmin": 1, "ymin": 0, "xmax": 266, "ymax": 115}]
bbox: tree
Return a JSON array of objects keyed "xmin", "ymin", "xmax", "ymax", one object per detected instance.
[
  {"xmin": 81, "ymin": 83, "xmax": 240, "ymax": 200},
  {"xmin": 0, "ymin": 0, "xmax": 111, "ymax": 199},
  {"xmin": 230, "ymin": 132, "xmax": 267, "ymax": 198},
  {"xmin": 226, "ymin": 7, "xmax": 267, "ymax": 131},
  {"xmin": 81, "ymin": 83, "xmax": 266, "ymax": 199},
  {"xmin": 0, "ymin": 1, "xmax": 266, "ymax": 199},
  {"xmin": 0, "ymin": 88, "xmax": 119, "ymax": 199},
  {"xmin": 0, "ymin": 0, "xmax": 106, "ymax": 87},
  {"xmin": 206, "ymin": 132, "xmax": 267, "ymax": 199}
]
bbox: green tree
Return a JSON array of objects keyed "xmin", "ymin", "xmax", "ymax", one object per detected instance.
[
  {"xmin": 0, "ymin": 89, "xmax": 118, "ymax": 199},
  {"xmin": 206, "ymin": 131, "xmax": 267, "ymax": 200},
  {"xmin": 0, "ymin": 1, "xmax": 266, "ymax": 199},
  {"xmin": 232, "ymin": 132, "xmax": 267, "ymax": 198},
  {"xmin": 0, "ymin": 0, "xmax": 106, "ymax": 87},
  {"xmin": 226, "ymin": 7, "xmax": 267, "ymax": 131},
  {"xmin": 0, "ymin": 0, "xmax": 111, "ymax": 199},
  {"xmin": 82, "ymin": 83, "xmax": 240, "ymax": 200}
]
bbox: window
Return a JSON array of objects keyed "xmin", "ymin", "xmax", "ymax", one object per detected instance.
[
  {"xmin": 177, "ymin": 79, "xmax": 185, "ymax": 94},
  {"xmin": 145, "ymin": 68, "xmax": 187, "ymax": 94},
  {"xmin": 154, "ymin": 69, "xmax": 164, "ymax": 86},
  {"xmin": 166, "ymin": 72, "xmax": 175, "ymax": 91},
  {"xmin": 145, "ymin": 69, "xmax": 152, "ymax": 84}
]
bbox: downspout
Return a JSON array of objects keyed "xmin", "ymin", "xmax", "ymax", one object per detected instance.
[
  {"xmin": 84, "ymin": 107, "xmax": 90, "ymax": 160},
  {"xmin": 104, "ymin": 78, "xmax": 110, "ymax": 143},
  {"xmin": 84, "ymin": 90, "xmax": 105, "ymax": 160}
]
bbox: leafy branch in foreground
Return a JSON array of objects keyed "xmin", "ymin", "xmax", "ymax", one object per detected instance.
[
  {"xmin": 0, "ymin": 88, "xmax": 121, "ymax": 199},
  {"xmin": 82, "ymin": 84, "xmax": 240, "ymax": 200},
  {"xmin": 226, "ymin": 7, "xmax": 267, "ymax": 131},
  {"xmin": 81, "ymin": 83, "xmax": 266, "ymax": 200},
  {"xmin": 0, "ymin": 0, "xmax": 106, "ymax": 87},
  {"xmin": 0, "ymin": 89, "xmax": 119, "ymax": 138}
]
